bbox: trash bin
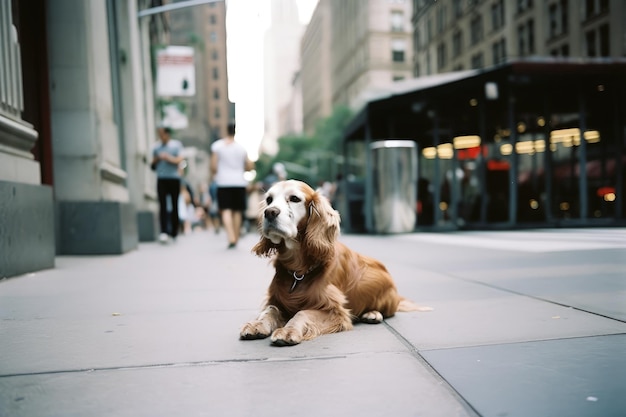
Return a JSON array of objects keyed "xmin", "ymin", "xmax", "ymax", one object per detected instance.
[{"xmin": 370, "ymin": 140, "xmax": 417, "ymax": 233}]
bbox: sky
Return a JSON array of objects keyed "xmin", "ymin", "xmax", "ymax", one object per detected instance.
[{"xmin": 226, "ymin": 0, "xmax": 318, "ymax": 160}]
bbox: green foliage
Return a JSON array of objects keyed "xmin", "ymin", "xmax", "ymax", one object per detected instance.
[{"xmin": 255, "ymin": 106, "xmax": 354, "ymax": 186}]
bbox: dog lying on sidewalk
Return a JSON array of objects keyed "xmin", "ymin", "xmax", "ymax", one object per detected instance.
[{"xmin": 240, "ymin": 179, "xmax": 431, "ymax": 346}]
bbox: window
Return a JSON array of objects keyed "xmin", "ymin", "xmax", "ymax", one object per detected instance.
[
  {"xmin": 452, "ymin": 30, "xmax": 463, "ymax": 57},
  {"xmin": 209, "ymin": 14, "xmax": 216, "ymax": 24},
  {"xmin": 453, "ymin": 0, "xmax": 463, "ymax": 18},
  {"xmin": 392, "ymin": 38, "xmax": 406, "ymax": 62},
  {"xmin": 492, "ymin": 38, "xmax": 506, "ymax": 65},
  {"xmin": 471, "ymin": 52, "xmax": 484, "ymax": 69},
  {"xmin": 517, "ymin": 19, "xmax": 535, "ymax": 56},
  {"xmin": 517, "ymin": 0, "xmax": 533, "ymax": 13},
  {"xmin": 213, "ymin": 88, "xmax": 220, "ymax": 99},
  {"xmin": 210, "ymin": 31, "xmax": 217, "ymax": 43},
  {"xmin": 437, "ymin": 42, "xmax": 447, "ymax": 69},
  {"xmin": 436, "ymin": 5, "xmax": 447, "ymax": 33},
  {"xmin": 586, "ymin": 24, "xmax": 610, "ymax": 57},
  {"xmin": 391, "ymin": 11, "xmax": 404, "ymax": 32},
  {"xmin": 585, "ymin": 0, "xmax": 610, "ymax": 19},
  {"xmin": 214, "ymin": 107, "xmax": 221, "ymax": 118},
  {"xmin": 470, "ymin": 15, "xmax": 483, "ymax": 45},
  {"xmin": 212, "ymin": 67, "xmax": 219, "ymax": 80},
  {"xmin": 211, "ymin": 50, "xmax": 218, "ymax": 60},
  {"xmin": 491, "ymin": 0, "xmax": 505, "ymax": 31},
  {"xmin": 549, "ymin": 0, "xmax": 568, "ymax": 38},
  {"xmin": 599, "ymin": 24, "xmax": 610, "ymax": 56},
  {"xmin": 586, "ymin": 30, "xmax": 597, "ymax": 57},
  {"xmin": 393, "ymin": 75, "xmax": 405, "ymax": 82}
]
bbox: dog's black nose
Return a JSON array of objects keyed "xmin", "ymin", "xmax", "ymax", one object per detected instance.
[{"xmin": 265, "ymin": 207, "xmax": 280, "ymax": 221}]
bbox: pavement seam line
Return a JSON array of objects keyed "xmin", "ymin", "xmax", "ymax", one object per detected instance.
[
  {"xmin": 0, "ymin": 354, "xmax": 351, "ymax": 379},
  {"xmin": 441, "ymin": 271, "xmax": 626, "ymax": 325},
  {"xmin": 383, "ymin": 321, "xmax": 482, "ymax": 417}
]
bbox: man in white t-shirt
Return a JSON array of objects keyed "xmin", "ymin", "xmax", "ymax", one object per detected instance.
[{"xmin": 210, "ymin": 122, "xmax": 254, "ymax": 248}]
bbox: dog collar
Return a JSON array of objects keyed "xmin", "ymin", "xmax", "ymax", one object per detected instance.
[{"xmin": 285, "ymin": 263, "xmax": 323, "ymax": 293}]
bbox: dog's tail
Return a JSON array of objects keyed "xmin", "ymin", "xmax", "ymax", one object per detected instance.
[{"xmin": 397, "ymin": 297, "xmax": 433, "ymax": 312}]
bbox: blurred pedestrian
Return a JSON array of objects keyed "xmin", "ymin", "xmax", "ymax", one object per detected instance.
[
  {"xmin": 151, "ymin": 126, "xmax": 185, "ymax": 243},
  {"xmin": 207, "ymin": 181, "xmax": 221, "ymax": 233},
  {"xmin": 210, "ymin": 121, "xmax": 255, "ymax": 248}
]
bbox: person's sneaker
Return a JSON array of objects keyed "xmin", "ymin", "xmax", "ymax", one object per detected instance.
[{"xmin": 158, "ymin": 233, "xmax": 169, "ymax": 244}]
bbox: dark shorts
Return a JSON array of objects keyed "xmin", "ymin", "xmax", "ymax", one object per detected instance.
[{"xmin": 216, "ymin": 187, "xmax": 247, "ymax": 211}]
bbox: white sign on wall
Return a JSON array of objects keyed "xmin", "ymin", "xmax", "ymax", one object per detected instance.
[{"xmin": 157, "ymin": 46, "xmax": 196, "ymax": 97}]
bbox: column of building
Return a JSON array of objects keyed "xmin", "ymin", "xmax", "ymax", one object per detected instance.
[{"xmin": 0, "ymin": 2, "xmax": 55, "ymax": 277}]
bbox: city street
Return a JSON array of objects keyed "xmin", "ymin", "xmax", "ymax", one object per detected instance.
[{"xmin": 1, "ymin": 227, "xmax": 625, "ymax": 417}]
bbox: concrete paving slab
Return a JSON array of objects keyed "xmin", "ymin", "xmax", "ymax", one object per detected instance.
[
  {"xmin": 421, "ymin": 334, "xmax": 626, "ymax": 417},
  {"xmin": 2, "ymin": 228, "xmax": 625, "ymax": 416},
  {"xmin": 387, "ymin": 288, "xmax": 626, "ymax": 350},
  {"xmin": 0, "ymin": 310, "xmax": 411, "ymax": 376},
  {"xmin": 0, "ymin": 351, "xmax": 475, "ymax": 417}
]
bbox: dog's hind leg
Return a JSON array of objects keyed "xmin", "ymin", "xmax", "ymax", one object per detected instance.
[
  {"xmin": 359, "ymin": 310, "xmax": 384, "ymax": 324},
  {"xmin": 240, "ymin": 305, "xmax": 286, "ymax": 340}
]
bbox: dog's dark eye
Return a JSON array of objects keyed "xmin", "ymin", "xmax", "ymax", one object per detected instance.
[
  {"xmin": 266, "ymin": 196, "xmax": 273, "ymax": 205},
  {"xmin": 289, "ymin": 195, "xmax": 301, "ymax": 203}
]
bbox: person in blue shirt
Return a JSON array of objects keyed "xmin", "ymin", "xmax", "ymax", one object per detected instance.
[{"xmin": 151, "ymin": 126, "xmax": 185, "ymax": 243}]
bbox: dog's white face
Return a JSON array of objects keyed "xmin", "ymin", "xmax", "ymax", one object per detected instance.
[{"xmin": 260, "ymin": 180, "xmax": 311, "ymax": 246}]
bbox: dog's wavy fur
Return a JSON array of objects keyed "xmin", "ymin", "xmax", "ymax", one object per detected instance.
[{"xmin": 240, "ymin": 180, "xmax": 430, "ymax": 346}]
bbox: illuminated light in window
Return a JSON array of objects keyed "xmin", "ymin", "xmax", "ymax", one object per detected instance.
[
  {"xmin": 597, "ymin": 84, "xmax": 605, "ymax": 92},
  {"xmin": 439, "ymin": 202, "xmax": 448, "ymax": 211},
  {"xmin": 514, "ymin": 140, "xmax": 545, "ymax": 154},
  {"xmin": 529, "ymin": 199, "xmax": 539, "ymax": 209},
  {"xmin": 517, "ymin": 122, "xmax": 526, "ymax": 133},
  {"xmin": 453, "ymin": 135, "xmax": 481, "ymax": 149},
  {"xmin": 500, "ymin": 143, "xmax": 513, "ymax": 155},
  {"xmin": 584, "ymin": 130, "xmax": 601, "ymax": 143},
  {"xmin": 559, "ymin": 202, "xmax": 570, "ymax": 211},
  {"xmin": 469, "ymin": 98, "xmax": 478, "ymax": 107},
  {"xmin": 422, "ymin": 144, "xmax": 454, "ymax": 159},
  {"xmin": 604, "ymin": 193, "xmax": 616, "ymax": 202},
  {"xmin": 537, "ymin": 117, "xmax": 546, "ymax": 127},
  {"xmin": 437, "ymin": 143, "xmax": 453, "ymax": 159},
  {"xmin": 550, "ymin": 128, "xmax": 601, "ymax": 146},
  {"xmin": 422, "ymin": 147, "xmax": 437, "ymax": 159}
]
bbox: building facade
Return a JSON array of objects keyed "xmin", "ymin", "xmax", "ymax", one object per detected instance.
[
  {"xmin": 299, "ymin": 0, "xmax": 415, "ymax": 135},
  {"xmin": 262, "ymin": 0, "xmax": 305, "ymax": 155},
  {"xmin": 412, "ymin": 0, "xmax": 625, "ymax": 75},
  {"xmin": 338, "ymin": 0, "xmax": 626, "ymax": 233},
  {"xmin": 330, "ymin": 0, "xmax": 414, "ymax": 111},
  {"xmin": 0, "ymin": 0, "xmax": 175, "ymax": 278},
  {"xmin": 168, "ymin": 0, "xmax": 231, "ymax": 150},
  {"xmin": 300, "ymin": 0, "xmax": 332, "ymax": 135}
]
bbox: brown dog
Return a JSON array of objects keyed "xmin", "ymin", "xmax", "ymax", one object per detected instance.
[{"xmin": 240, "ymin": 180, "xmax": 431, "ymax": 346}]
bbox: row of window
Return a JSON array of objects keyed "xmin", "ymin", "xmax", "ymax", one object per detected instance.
[
  {"xmin": 417, "ymin": 0, "xmax": 610, "ymax": 47},
  {"xmin": 429, "ymin": 19, "xmax": 610, "ymax": 72}
]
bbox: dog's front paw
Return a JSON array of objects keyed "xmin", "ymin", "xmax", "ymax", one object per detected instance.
[
  {"xmin": 240, "ymin": 321, "xmax": 272, "ymax": 340},
  {"xmin": 270, "ymin": 327, "xmax": 303, "ymax": 346}
]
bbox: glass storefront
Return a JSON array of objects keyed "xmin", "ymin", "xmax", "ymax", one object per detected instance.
[{"xmin": 341, "ymin": 62, "xmax": 626, "ymax": 233}]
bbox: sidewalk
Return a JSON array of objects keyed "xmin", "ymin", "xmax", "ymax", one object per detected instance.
[{"xmin": 1, "ymin": 228, "xmax": 625, "ymax": 417}]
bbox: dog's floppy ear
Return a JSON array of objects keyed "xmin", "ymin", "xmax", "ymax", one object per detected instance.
[
  {"xmin": 252, "ymin": 236, "xmax": 278, "ymax": 258},
  {"xmin": 252, "ymin": 198, "xmax": 278, "ymax": 258},
  {"xmin": 302, "ymin": 191, "xmax": 340, "ymax": 262}
]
